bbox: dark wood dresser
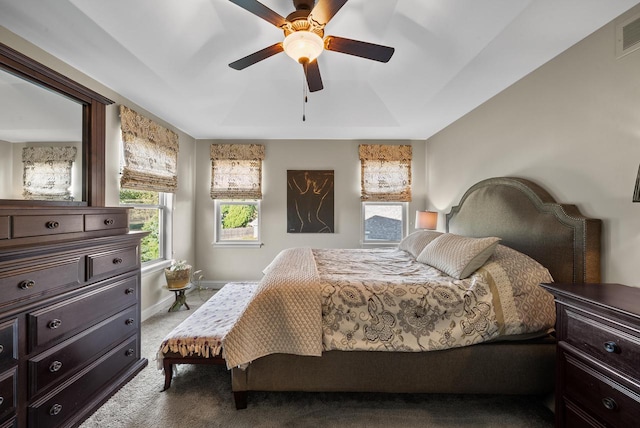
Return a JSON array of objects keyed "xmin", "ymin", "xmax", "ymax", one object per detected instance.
[
  {"xmin": 541, "ymin": 283, "xmax": 640, "ymax": 427},
  {"xmin": 0, "ymin": 206, "xmax": 147, "ymax": 427}
]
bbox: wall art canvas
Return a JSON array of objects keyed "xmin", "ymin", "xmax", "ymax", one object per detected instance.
[{"xmin": 287, "ymin": 170, "xmax": 334, "ymax": 233}]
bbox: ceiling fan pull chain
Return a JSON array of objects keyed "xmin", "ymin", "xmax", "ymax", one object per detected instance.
[{"xmin": 302, "ymin": 69, "xmax": 307, "ymax": 122}]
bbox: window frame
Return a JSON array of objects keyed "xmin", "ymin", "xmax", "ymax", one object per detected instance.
[
  {"xmin": 361, "ymin": 201, "xmax": 408, "ymax": 246},
  {"xmin": 120, "ymin": 191, "xmax": 174, "ymax": 270},
  {"xmin": 213, "ymin": 200, "xmax": 262, "ymax": 247}
]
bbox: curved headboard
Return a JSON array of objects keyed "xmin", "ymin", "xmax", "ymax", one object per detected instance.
[{"xmin": 446, "ymin": 177, "xmax": 601, "ymax": 284}]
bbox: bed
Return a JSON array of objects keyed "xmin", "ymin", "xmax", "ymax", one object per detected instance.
[{"xmin": 161, "ymin": 176, "xmax": 602, "ymax": 409}]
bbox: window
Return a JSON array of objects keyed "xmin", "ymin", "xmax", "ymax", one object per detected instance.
[
  {"xmin": 214, "ymin": 200, "xmax": 260, "ymax": 245},
  {"xmin": 362, "ymin": 202, "xmax": 407, "ymax": 245},
  {"xmin": 120, "ymin": 189, "xmax": 172, "ymax": 264}
]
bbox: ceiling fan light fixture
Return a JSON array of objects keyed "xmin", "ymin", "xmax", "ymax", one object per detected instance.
[{"xmin": 283, "ymin": 31, "xmax": 324, "ymax": 63}]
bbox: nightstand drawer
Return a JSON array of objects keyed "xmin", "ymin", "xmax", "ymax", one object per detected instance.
[
  {"xmin": 12, "ymin": 215, "xmax": 84, "ymax": 238},
  {"xmin": 564, "ymin": 353, "xmax": 640, "ymax": 427},
  {"xmin": 563, "ymin": 306, "xmax": 640, "ymax": 381}
]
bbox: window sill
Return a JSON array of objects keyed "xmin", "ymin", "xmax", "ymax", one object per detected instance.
[
  {"xmin": 212, "ymin": 241, "xmax": 264, "ymax": 248},
  {"xmin": 141, "ymin": 259, "xmax": 172, "ymax": 275}
]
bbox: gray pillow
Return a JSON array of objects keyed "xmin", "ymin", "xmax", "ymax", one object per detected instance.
[
  {"xmin": 416, "ymin": 233, "xmax": 501, "ymax": 279},
  {"xmin": 398, "ymin": 230, "xmax": 443, "ymax": 258}
]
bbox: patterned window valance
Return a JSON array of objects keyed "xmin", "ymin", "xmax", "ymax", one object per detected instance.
[
  {"xmin": 210, "ymin": 144, "xmax": 265, "ymax": 200},
  {"xmin": 359, "ymin": 144, "xmax": 412, "ymax": 202},
  {"xmin": 120, "ymin": 105, "xmax": 179, "ymax": 193},
  {"xmin": 22, "ymin": 146, "xmax": 77, "ymax": 200}
]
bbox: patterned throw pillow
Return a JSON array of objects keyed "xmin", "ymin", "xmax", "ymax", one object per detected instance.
[
  {"xmin": 398, "ymin": 230, "xmax": 443, "ymax": 258},
  {"xmin": 416, "ymin": 233, "xmax": 501, "ymax": 279}
]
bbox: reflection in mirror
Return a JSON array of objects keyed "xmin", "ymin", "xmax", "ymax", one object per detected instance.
[{"xmin": 0, "ymin": 67, "xmax": 83, "ymax": 201}]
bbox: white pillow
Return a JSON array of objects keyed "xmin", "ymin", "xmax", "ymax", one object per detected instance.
[
  {"xmin": 398, "ymin": 230, "xmax": 442, "ymax": 258},
  {"xmin": 416, "ymin": 233, "xmax": 501, "ymax": 279}
]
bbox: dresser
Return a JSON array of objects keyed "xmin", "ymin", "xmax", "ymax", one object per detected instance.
[
  {"xmin": 541, "ymin": 283, "xmax": 640, "ymax": 428},
  {"xmin": 0, "ymin": 206, "xmax": 147, "ymax": 428}
]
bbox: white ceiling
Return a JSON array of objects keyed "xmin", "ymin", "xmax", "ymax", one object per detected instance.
[{"xmin": 1, "ymin": 0, "xmax": 639, "ymax": 140}]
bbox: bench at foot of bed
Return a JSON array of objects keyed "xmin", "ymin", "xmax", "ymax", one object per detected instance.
[{"xmin": 156, "ymin": 281, "xmax": 260, "ymax": 407}]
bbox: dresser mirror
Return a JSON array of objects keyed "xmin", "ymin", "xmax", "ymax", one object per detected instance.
[{"xmin": 0, "ymin": 42, "xmax": 113, "ymax": 207}]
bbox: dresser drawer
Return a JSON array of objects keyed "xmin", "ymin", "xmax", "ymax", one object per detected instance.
[
  {"xmin": 84, "ymin": 213, "xmax": 128, "ymax": 232},
  {"xmin": 0, "ymin": 217, "xmax": 8, "ymax": 240},
  {"xmin": 28, "ymin": 337, "xmax": 138, "ymax": 428},
  {"xmin": 0, "ymin": 255, "xmax": 83, "ymax": 308},
  {"xmin": 0, "ymin": 319, "xmax": 17, "ymax": 369},
  {"xmin": 563, "ymin": 352, "xmax": 640, "ymax": 427},
  {"xmin": 28, "ymin": 306, "xmax": 138, "ymax": 398},
  {"xmin": 12, "ymin": 215, "xmax": 83, "ymax": 238},
  {"xmin": 563, "ymin": 306, "xmax": 640, "ymax": 381},
  {"xmin": 0, "ymin": 368, "xmax": 16, "ymax": 422},
  {"xmin": 86, "ymin": 245, "xmax": 138, "ymax": 281},
  {"xmin": 27, "ymin": 275, "xmax": 138, "ymax": 352}
]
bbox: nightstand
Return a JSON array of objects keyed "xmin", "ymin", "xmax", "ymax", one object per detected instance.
[{"xmin": 541, "ymin": 283, "xmax": 640, "ymax": 427}]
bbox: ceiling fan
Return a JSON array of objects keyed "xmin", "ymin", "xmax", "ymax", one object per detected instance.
[{"xmin": 228, "ymin": 0, "xmax": 395, "ymax": 92}]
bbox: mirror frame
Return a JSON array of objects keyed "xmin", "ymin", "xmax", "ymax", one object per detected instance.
[{"xmin": 0, "ymin": 42, "xmax": 113, "ymax": 207}]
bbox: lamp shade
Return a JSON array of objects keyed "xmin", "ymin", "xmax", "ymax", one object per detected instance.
[
  {"xmin": 283, "ymin": 31, "xmax": 324, "ymax": 63},
  {"xmin": 415, "ymin": 210, "xmax": 438, "ymax": 230}
]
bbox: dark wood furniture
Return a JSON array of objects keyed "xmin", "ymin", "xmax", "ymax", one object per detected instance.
[
  {"xmin": 541, "ymin": 283, "xmax": 640, "ymax": 428},
  {"xmin": 230, "ymin": 177, "xmax": 602, "ymax": 408},
  {"xmin": 0, "ymin": 42, "xmax": 148, "ymax": 426},
  {"xmin": 0, "ymin": 207, "xmax": 147, "ymax": 427}
]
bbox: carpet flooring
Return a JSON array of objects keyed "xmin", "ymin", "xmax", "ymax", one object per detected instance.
[{"xmin": 80, "ymin": 289, "xmax": 555, "ymax": 428}]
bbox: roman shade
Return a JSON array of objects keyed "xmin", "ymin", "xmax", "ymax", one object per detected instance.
[
  {"xmin": 120, "ymin": 105, "xmax": 179, "ymax": 193},
  {"xmin": 210, "ymin": 144, "xmax": 265, "ymax": 200},
  {"xmin": 359, "ymin": 144, "xmax": 412, "ymax": 201},
  {"xmin": 22, "ymin": 146, "xmax": 77, "ymax": 200}
]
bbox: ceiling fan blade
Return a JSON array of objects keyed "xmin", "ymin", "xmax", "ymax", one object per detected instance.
[
  {"xmin": 324, "ymin": 36, "xmax": 395, "ymax": 63},
  {"xmin": 309, "ymin": 0, "xmax": 348, "ymax": 25},
  {"xmin": 229, "ymin": 0, "xmax": 287, "ymax": 28},
  {"xmin": 303, "ymin": 59, "xmax": 323, "ymax": 92},
  {"xmin": 229, "ymin": 43, "xmax": 284, "ymax": 70}
]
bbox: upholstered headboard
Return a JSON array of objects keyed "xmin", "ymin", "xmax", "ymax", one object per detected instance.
[{"xmin": 446, "ymin": 177, "xmax": 601, "ymax": 284}]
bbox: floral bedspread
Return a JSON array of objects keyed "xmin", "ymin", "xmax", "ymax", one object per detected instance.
[{"xmin": 317, "ymin": 246, "xmax": 555, "ymax": 352}]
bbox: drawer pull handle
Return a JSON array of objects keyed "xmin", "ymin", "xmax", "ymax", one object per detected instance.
[
  {"xmin": 0, "ymin": 344, "xmax": 3, "ymax": 354},
  {"xmin": 48, "ymin": 319, "xmax": 62, "ymax": 329},
  {"xmin": 125, "ymin": 287, "xmax": 135, "ymax": 295},
  {"xmin": 602, "ymin": 397, "xmax": 617, "ymax": 411},
  {"xmin": 19, "ymin": 279, "xmax": 36, "ymax": 290},
  {"xmin": 113, "ymin": 257, "xmax": 123, "ymax": 264},
  {"xmin": 0, "ymin": 397, "xmax": 3, "ymax": 406},
  {"xmin": 49, "ymin": 403, "xmax": 63, "ymax": 416},
  {"xmin": 104, "ymin": 218, "xmax": 115, "ymax": 225},
  {"xmin": 46, "ymin": 221, "xmax": 60, "ymax": 229},
  {"xmin": 125, "ymin": 348, "xmax": 135, "ymax": 357},
  {"xmin": 49, "ymin": 360, "xmax": 63, "ymax": 373},
  {"xmin": 125, "ymin": 318, "xmax": 135, "ymax": 326},
  {"xmin": 603, "ymin": 341, "xmax": 619, "ymax": 353}
]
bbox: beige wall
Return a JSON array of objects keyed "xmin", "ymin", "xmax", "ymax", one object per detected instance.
[
  {"xmin": 195, "ymin": 139, "xmax": 426, "ymax": 283},
  {"xmin": 0, "ymin": 141, "xmax": 12, "ymax": 198},
  {"xmin": 426, "ymin": 5, "xmax": 640, "ymax": 287}
]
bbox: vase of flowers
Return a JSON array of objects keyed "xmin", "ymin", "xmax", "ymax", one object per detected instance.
[{"xmin": 164, "ymin": 259, "xmax": 192, "ymax": 289}]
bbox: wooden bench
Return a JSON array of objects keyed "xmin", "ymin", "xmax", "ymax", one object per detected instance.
[{"xmin": 157, "ymin": 282, "xmax": 259, "ymax": 400}]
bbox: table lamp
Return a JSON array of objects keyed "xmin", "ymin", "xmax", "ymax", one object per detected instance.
[{"xmin": 415, "ymin": 210, "xmax": 438, "ymax": 230}]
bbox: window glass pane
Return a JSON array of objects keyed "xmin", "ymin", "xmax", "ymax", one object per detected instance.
[
  {"xmin": 364, "ymin": 204, "xmax": 403, "ymax": 242},
  {"xmin": 129, "ymin": 207, "xmax": 160, "ymax": 262},
  {"xmin": 119, "ymin": 189, "xmax": 159, "ymax": 205},
  {"xmin": 218, "ymin": 203, "xmax": 259, "ymax": 242}
]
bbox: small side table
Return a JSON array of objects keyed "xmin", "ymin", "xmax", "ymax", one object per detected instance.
[{"xmin": 164, "ymin": 283, "xmax": 191, "ymax": 312}]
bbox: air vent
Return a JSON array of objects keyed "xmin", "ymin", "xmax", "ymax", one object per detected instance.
[{"xmin": 616, "ymin": 12, "xmax": 640, "ymax": 58}]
